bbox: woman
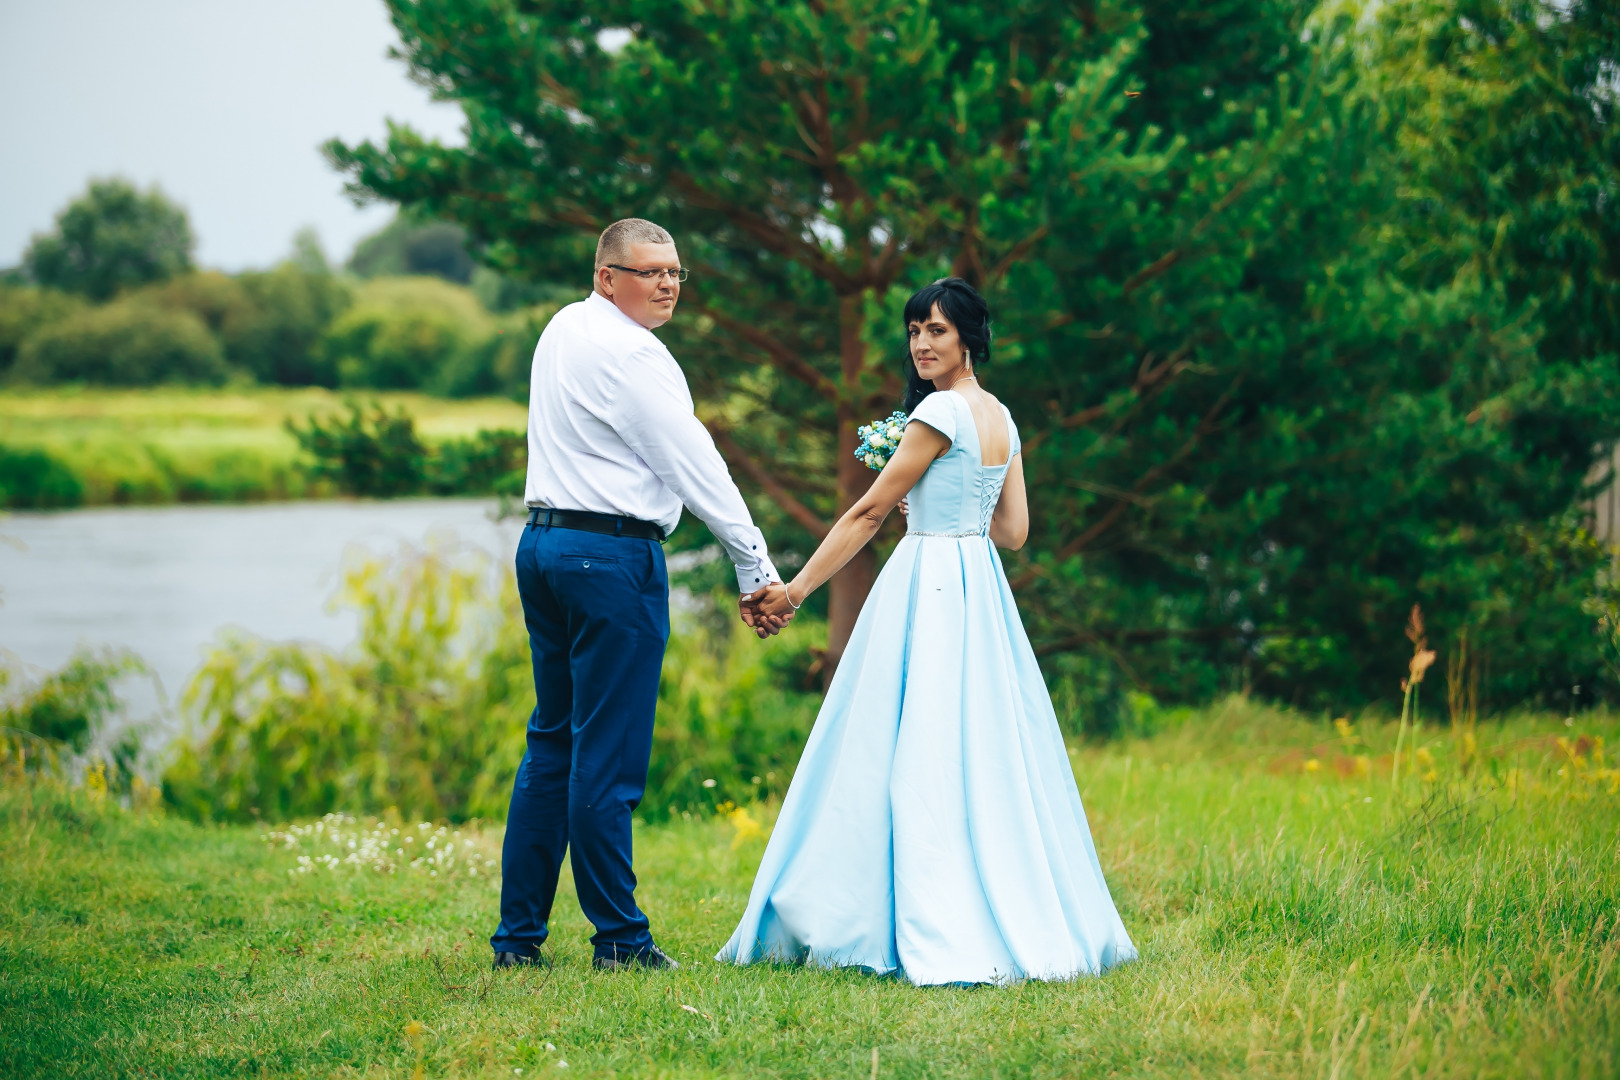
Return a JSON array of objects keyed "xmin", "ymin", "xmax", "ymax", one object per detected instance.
[{"xmin": 718, "ymin": 278, "xmax": 1137, "ymax": 985}]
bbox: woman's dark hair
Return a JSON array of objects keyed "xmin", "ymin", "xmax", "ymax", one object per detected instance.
[{"xmin": 901, "ymin": 277, "xmax": 992, "ymax": 412}]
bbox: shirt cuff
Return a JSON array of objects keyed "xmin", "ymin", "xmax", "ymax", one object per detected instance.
[{"xmin": 736, "ymin": 557, "xmax": 780, "ymax": 595}]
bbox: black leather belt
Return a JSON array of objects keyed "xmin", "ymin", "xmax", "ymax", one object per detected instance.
[{"xmin": 526, "ymin": 507, "xmax": 666, "ymax": 542}]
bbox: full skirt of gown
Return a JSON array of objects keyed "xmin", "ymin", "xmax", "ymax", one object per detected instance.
[{"xmin": 715, "ymin": 530, "xmax": 1138, "ymax": 985}]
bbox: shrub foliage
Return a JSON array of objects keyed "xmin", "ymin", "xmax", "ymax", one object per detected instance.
[
  {"xmin": 0, "ymin": 648, "xmax": 149, "ymax": 785},
  {"xmin": 286, "ymin": 400, "xmax": 525, "ymax": 497},
  {"xmin": 162, "ymin": 543, "xmax": 824, "ymax": 822},
  {"xmin": 0, "ymin": 446, "xmax": 84, "ymax": 509},
  {"xmin": 13, "ymin": 299, "xmax": 230, "ymax": 385}
]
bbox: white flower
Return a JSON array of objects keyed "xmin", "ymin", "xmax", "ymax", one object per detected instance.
[{"xmin": 702, "ymin": 778, "xmax": 717, "ymax": 788}]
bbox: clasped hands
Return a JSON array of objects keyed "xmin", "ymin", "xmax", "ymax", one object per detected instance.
[
  {"xmin": 738, "ymin": 498, "xmax": 908, "ymax": 639},
  {"xmin": 738, "ymin": 581, "xmax": 800, "ymax": 639}
]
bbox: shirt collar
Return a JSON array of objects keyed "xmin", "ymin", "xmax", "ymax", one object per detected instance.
[{"xmin": 587, "ymin": 290, "xmax": 651, "ymax": 333}]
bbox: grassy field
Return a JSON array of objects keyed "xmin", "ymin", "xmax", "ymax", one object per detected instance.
[
  {"xmin": 0, "ymin": 387, "xmax": 527, "ymax": 505},
  {"xmin": 4, "ymin": 699, "xmax": 1619, "ymax": 1078}
]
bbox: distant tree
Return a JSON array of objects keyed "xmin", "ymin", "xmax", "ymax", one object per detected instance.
[
  {"xmin": 232, "ymin": 262, "xmax": 353, "ymax": 386},
  {"xmin": 434, "ymin": 304, "xmax": 559, "ymax": 399},
  {"xmin": 348, "ymin": 214, "xmax": 477, "ymax": 284},
  {"xmin": 132, "ymin": 262, "xmax": 353, "ymax": 387},
  {"xmin": 288, "ymin": 227, "xmax": 333, "ymax": 277},
  {"xmin": 24, "ymin": 178, "xmax": 195, "ymax": 301}
]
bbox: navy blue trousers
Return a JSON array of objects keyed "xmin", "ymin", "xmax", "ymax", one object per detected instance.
[{"xmin": 490, "ymin": 521, "xmax": 669, "ymax": 960}]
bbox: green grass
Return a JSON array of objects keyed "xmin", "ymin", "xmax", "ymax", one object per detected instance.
[
  {"xmin": 0, "ymin": 386, "xmax": 527, "ymax": 505},
  {"xmin": 4, "ymin": 698, "xmax": 1620, "ymax": 1078}
]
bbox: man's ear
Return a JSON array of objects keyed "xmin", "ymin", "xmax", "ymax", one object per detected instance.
[{"xmin": 595, "ymin": 265, "xmax": 614, "ymax": 296}]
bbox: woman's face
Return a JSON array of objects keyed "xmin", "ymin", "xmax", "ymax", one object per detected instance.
[{"xmin": 908, "ymin": 302, "xmax": 968, "ymax": 386}]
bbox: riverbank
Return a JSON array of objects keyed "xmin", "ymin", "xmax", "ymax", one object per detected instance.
[
  {"xmin": 0, "ymin": 387, "xmax": 526, "ymax": 506},
  {"xmin": 6, "ymin": 700, "xmax": 1619, "ymax": 1077}
]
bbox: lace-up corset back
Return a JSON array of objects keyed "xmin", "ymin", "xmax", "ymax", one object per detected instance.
[{"xmin": 903, "ymin": 391, "xmax": 1019, "ymax": 538}]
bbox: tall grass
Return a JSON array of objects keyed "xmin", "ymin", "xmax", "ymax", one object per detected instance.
[{"xmin": 162, "ymin": 539, "xmax": 825, "ymax": 822}]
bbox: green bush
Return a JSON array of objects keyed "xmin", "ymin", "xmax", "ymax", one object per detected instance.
[
  {"xmin": 162, "ymin": 543, "xmax": 824, "ymax": 822},
  {"xmin": 231, "ymin": 263, "xmax": 351, "ymax": 385},
  {"xmin": 647, "ymin": 593, "xmax": 824, "ymax": 816},
  {"xmin": 132, "ymin": 266, "xmax": 354, "ymax": 387},
  {"xmin": 348, "ymin": 216, "xmax": 477, "ymax": 283},
  {"xmin": 0, "ymin": 284, "xmax": 88, "ymax": 376},
  {"xmin": 286, "ymin": 401, "xmax": 426, "ymax": 497},
  {"xmin": 433, "ymin": 306, "xmax": 552, "ymax": 399},
  {"xmin": 319, "ymin": 277, "xmax": 490, "ymax": 391},
  {"xmin": 0, "ymin": 445, "xmax": 84, "ymax": 508},
  {"xmin": 288, "ymin": 400, "xmax": 525, "ymax": 497},
  {"xmin": 163, "ymin": 543, "xmax": 529, "ymax": 821},
  {"xmin": 13, "ymin": 299, "xmax": 230, "ymax": 385},
  {"xmin": 132, "ymin": 271, "xmax": 254, "ymax": 336},
  {"xmin": 427, "ymin": 428, "xmax": 525, "ymax": 496},
  {"xmin": 0, "ymin": 648, "xmax": 148, "ymax": 784}
]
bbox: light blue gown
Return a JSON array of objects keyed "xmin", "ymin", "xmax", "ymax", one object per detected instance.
[{"xmin": 717, "ymin": 391, "xmax": 1137, "ymax": 985}]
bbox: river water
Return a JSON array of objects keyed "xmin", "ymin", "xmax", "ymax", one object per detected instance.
[{"xmin": 0, "ymin": 498, "xmax": 521, "ymax": 734}]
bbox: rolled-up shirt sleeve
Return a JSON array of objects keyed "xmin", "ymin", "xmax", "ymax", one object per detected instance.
[{"xmin": 609, "ymin": 347, "xmax": 781, "ymax": 594}]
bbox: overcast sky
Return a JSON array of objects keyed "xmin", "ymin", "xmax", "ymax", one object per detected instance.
[{"xmin": 0, "ymin": 0, "xmax": 465, "ymax": 271}]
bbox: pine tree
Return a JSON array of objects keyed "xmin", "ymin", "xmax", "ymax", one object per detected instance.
[{"xmin": 330, "ymin": 0, "xmax": 1620, "ymax": 709}]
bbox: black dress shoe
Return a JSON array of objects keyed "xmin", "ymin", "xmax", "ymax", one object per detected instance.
[
  {"xmin": 492, "ymin": 950, "xmax": 552, "ymax": 970},
  {"xmin": 592, "ymin": 944, "xmax": 679, "ymax": 972}
]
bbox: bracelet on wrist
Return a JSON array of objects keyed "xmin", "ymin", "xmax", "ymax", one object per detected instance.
[{"xmin": 786, "ymin": 583, "xmax": 803, "ymax": 610}]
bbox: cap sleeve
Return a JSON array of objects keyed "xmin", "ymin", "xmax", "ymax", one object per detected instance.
[
  {"xmin": 1003, "ymin": 405, "xmax": 1021, "ymax": 457},
  {"xmin": 906, "ymin": 391, "xmax": 957, "ymax": 444}
]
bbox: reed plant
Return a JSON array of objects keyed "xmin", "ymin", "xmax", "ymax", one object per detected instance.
[{"xmin": 1391, "ymin": 605, "xmax": 1437, "ymax": 787}]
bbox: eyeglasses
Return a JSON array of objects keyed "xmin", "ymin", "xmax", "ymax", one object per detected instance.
[{"xmin": 608, "ymin": 264, "xmax": 689, "ymax": 282}]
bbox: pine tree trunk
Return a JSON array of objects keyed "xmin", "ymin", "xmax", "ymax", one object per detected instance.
[
  {"xmin": 825, "ymin": 413, "xmax": 876, "ymax": 676},
  {"xmin": 824, "ymin": 292, "xmax": 879, "ymax": 680}
]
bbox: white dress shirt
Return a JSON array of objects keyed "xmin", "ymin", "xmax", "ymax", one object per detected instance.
[{"xmin": 524, "ymin": 291, "xmax": 780, "ymax": 594}]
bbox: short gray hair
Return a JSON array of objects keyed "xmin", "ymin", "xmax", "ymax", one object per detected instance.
[{"xmin": 595, "ymin": 218, "xmax": 674, "ymax": 269}]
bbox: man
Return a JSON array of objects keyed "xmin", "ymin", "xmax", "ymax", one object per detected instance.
[{"xmin": 491, "ymin": 218, "xmax": 789, "ymax": 972}]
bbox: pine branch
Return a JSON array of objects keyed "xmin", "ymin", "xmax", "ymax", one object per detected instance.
[{"xmin": 705, "ymin": 420, "xmax": 831, "ymax": 539}]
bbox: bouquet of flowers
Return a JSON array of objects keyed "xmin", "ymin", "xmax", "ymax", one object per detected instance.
[{"xmin": 854, "ymin": 410, "xmax": 909, "ymax": 471}]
